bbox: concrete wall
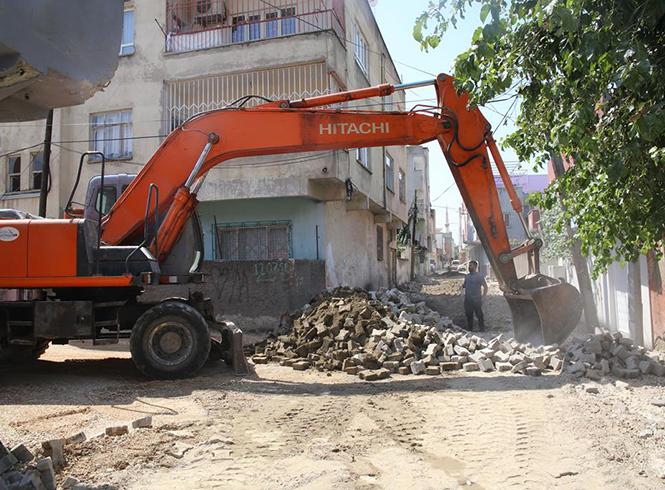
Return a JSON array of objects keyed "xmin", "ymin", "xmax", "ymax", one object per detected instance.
[{"xmin": 142, "ymin": 258, "xmax": 325, "ymax": 330}]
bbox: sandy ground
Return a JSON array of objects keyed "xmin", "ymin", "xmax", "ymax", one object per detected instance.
[{"xmin": 1, "ymin": 276, "xmax": 664, "ymax": 489}]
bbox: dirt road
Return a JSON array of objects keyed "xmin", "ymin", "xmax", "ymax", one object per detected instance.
[{"xmin": 1, "ymin": 276, "xmax": 664, "ymax": 489}]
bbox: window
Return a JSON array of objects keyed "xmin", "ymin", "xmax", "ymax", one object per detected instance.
[
  {"xmin": 31, "ymin": 152, "xmax": 43, "ymax": 190},
  {"xmin": 356, "ymin": 147, "xmax": 370, "ymax": 170},
  {"xmin": 354, "ymin": 25, "xmax": 369, "ymax": 77},
  {"xmin": 96, "ymin": 186, "xmax": 118, "ymax": 215},
  {"xmin": 232, "ymin": 15, "xmax": 245, "ymax": 43},
  {"xmin": 385, "ymin": 153, "xmax": 394, "ymax": 192},
  {"xmin": 265, "ymin": 11, "xmax": 278, "ymax": 37},
  {"xmin": 7, "ymin": 156, "xmax": 20, "ymax": 193},
  {"xmin": 281, "ymin": 7, "xmax": 296, "ymax": 35},
  {"xmin": 120, "ymin": 9, "xmax": 135, "ymax": 55},
  {"xmin": 504, "ymin": 213, "xmax": 511, "ymax": 228},
  {"xmin": 398, "ymin": 169, "xmax": 406, "ymax": 202},
  {"xmin": 91, "ymin": 110, "xmax": 133, "ymax": 160},
  {"xmin": 249, "ymin": 14, "xmax": 261, "ymax": 40},
  {"xmin": 216, "ymin": 222, "xmax": 291, "ymax": 260},
  {"xmin": 377, "ymin": 226, "xmax": 384, "ymax": 261}
]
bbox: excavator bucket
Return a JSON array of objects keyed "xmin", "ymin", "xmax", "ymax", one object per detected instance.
[{"xmin": 504, "ymin": 275, "xmax": 583, "ymax": 346}]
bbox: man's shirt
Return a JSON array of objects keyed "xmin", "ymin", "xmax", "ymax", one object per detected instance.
[{"xmin": 463, "ymin": 272, "xmax": 487, "ymax": 299}]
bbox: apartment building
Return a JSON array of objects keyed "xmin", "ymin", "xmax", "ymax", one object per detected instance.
[
  {"xmin": 406, "ymin": 146, "xmax": 436, "ymax": 277},
  {"xmin": 0, "ymin": 0, "xmax": 411, "ymax": 292}
]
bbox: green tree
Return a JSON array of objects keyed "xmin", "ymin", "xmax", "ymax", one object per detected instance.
[
  {"xmin": 530, "ymin": 201, "xmax": 571, "ymax": 261},
  {"xmin": 415, "ymin": 0, "xmax": 665, "ymax": 275}
]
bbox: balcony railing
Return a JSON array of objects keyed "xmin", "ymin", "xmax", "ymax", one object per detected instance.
[
  {"xmin": 166, "ymin": 0, "xmax": 345, "ymax": 53},
  {"xmin": 165, "ymin": 62, "xmax": 342, "ymax": 132}
]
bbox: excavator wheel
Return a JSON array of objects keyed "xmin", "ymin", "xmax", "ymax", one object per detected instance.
[
  {"xmin": 0, "ymin": 339, "xmax": 50, "ymax": 364},
  {"xmin": 130, "ymin": 301, "xmax": 211, "ymax": 380}
]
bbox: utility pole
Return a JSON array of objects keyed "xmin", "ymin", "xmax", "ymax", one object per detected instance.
[
  {"xmin": 410, "ymin": 189, "xmax": 418, "ymax": 281},
  {"xmin": 551, "ymin": 155, "xmax": 598, "ymax": 332},
  {"xmin": 38, "ymin": 109, "xmax": 54, "ymax": 217}
]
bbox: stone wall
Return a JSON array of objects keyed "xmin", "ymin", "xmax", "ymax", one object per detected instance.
[{"xmin": 142, "ymin": 259, "xmax": 326, "ymax": 331}]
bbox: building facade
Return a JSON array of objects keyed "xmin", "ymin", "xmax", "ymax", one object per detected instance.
[
  {"xmin": 405, "ymin": 145, "xmax": 436, "ymax": 277},
  {"xmin": 0, "ymin": 0, "xmax": 413, "ymax": 294}
]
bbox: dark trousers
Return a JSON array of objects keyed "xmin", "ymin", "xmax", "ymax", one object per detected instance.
[{"xmin": 464, "ymin": 296, "xmax": 485, "ymax": 332}]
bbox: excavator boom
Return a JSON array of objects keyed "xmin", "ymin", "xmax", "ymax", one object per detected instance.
[{"xmin": 99, "ymin": 73, "xmax": 582, "ymax": 345}]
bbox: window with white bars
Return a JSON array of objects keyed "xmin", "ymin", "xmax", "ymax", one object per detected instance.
[
  {"xmin": 354, "ymin": 25, "xmax": 369, "ymax": 78},
  {"xmin": 385, "ymin": 153, "xmax": 394, "ymax": 192},
  {"xmin": 91, "ymin": 110, "xmax": 133, "ymax": 160},
  {"xmin": 120, "ymin": 9, "xmax": 135, "ymax": 55},
  {"xmin": 7, "ymin": 156, "xmax": 20, "ymax": 193},
  {"xmin": 356, "ymin": 147, "xmax": 370, "ymax": 170},
  {"xmin": 216, "ymin": 222, "xmax": 291, "ymax": 260},
  {"xmin": 165, "ymin": 63, "xmax": 339, "ymax": 132}
]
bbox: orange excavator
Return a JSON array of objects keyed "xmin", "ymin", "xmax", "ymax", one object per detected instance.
[{"xmin": 0, "ymin": 74, "xmax": 583, "ymax": 378}]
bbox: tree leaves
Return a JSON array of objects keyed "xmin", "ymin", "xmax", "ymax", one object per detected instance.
[{"xmin": 415, "ymin": 0, "xmax": 665, "ymax": 275}]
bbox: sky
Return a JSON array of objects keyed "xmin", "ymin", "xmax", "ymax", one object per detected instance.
[{"xmin": 371, "ymin": 0, "xmax": 526, "ymax": 242}]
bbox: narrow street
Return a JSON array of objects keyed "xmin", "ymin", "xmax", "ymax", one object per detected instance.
[{"xmin": 1, "ymin": 275, "xmax": 664, "ymax": 490}]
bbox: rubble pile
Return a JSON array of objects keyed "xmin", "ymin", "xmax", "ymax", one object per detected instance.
[
  {"xmin": 561, "ymin": 331, "xmax": 665, "ymax": 380},
  {"xmin": 0, "ymin": 416, "xmax": 153, "ymax": 490},
  {"xmin": 252, "ymin": 287, "xmax": 665, "ymax": 382},
  {"xmin": 0, "ymin": 440, "xmax": 65, "ymax": 490}
]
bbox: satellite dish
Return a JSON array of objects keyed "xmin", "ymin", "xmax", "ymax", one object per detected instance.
[{"xmin": 369, "ymin": 0, "xmax": 379, "ymax": 6}]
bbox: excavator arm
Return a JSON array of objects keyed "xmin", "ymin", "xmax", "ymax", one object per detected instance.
[{"xmin": 99, "ymin": 73, "xmax": 582, "ymax": 345}]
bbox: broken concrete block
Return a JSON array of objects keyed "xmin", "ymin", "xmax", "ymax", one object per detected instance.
[
  {"xmin": 478, "ymin": 358, "xmax": 495, "ymax": 372},
  {"xmin": 10, "ymin": 443, "xmax": 33, "ymax": 463},
  {"xmin": 397, "ymin": 366, "xmax": 411, "ymax": 375},
  {"xmin": 252, "ymin": 355, "xmax": 269, "ymax": 364},
  {"xmin": 439, "ymin": 362, "xmax": 460, "ymax": 371},
  {"xmin": 462, "ymin": 362, "xmax": 479, "ymax": 372},
  {"xmin": 375, "ymin": 368, "xmax": 391, "ymax": 380},
  {"xmin": 36, "ymin": 457, "xmax": 56, "ymax": 490},
  {"xmin": 0, "ymin": 452, "xmax": 17, "ymax": 474},
  {"xmin": 292, "ymin": 360, "xmax": 310, "ymax": 371},
  {"xmin": 584, "ymin": 385, "xmax": 599, "ymax": 394},
  {"xmin": 615, "ymin": 380, "xmax": 631, "ymax": 390},
  {"xmin": 585, "ymin": 369, "xmax": 603, "ymax": 381},
  {"xmin": 511, "ymin": 361, "xmax": 528, "ymax": 374},
  {"xmin": 382, "ymin": 361, "xmax": 399, "ymax": 372},
  {"xmin": 454, "ymin": 345, "xmax": 470, "ymax": 356},
  {"xmin": 410, "ymin": 360, "xmax": 426, "ymax": 375},
  {"xmin": 65, "ymin": 431, "xmax": 87, "ymax": 445},
  {"xmin": 364, "ymin": 371, "xmax": 381, "ymax": 381},
  {"xmin": 425, "ymin": 366, "xmax": 441, "ymax": 375},
  {"xmin": 19, "ymin": 470, "xmax": 46, "ymax": 490},
  {"xmin": 496, "ymin": 361, "xmax": 512, "ymax": 372},
  {"xmin": 526, "ymin": 366, "xmax": 542, "ymax": 376},
  {"xmin": 567, "ymin": 360, "xmax": 586, "ymax": 374},
  {"xmin": 653, "ymin": 362, "xmax": 665, "ymax": 377},
  {"xmin": 105, "ymin": 425, "xmax": 129, "ymax": 437},
  {"xmin": 62, "ymin": 476, "xmax": 79, "ymax": 490},
  {"xmin": 132, "ymin": 416, "xmax": 153, "ymax": 429},
  {"xmin": 344, "ymin": 366, "xmax": 360, "ymax": 375},
  {"xmin": 639, "ymin": 360, "xmax": 654, "ymax": 375}
]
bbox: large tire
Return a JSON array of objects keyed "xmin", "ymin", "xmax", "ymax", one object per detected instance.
[
  {"xmin": 130, "ymin": 301, "xmax": 210, "ymax": 379},
  {"xmin": 0, "ymin": 339, "xmax": 50, "ymax": 364}
]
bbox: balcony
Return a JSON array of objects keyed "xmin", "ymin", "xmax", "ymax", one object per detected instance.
[{"xmin": 166, "ymin": 0, "xmax": 345, "ymax": 53}]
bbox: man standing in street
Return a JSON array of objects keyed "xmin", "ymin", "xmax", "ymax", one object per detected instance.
[{"xmin": 463, "ymin": 260, "xmax": 488, "ymax": 332}]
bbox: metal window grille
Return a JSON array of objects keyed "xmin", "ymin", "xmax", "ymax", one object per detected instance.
[
  {"xmin": 215, "ymin": 221, "xmax": 292, "ymax": 260},
  {"xmin": 165, "ymin": 62, "xmax": 340, "ymax": 132},
  {"xmin": 398, "ymin": 169, "xmax": 406, "ymax": 202},
  {"xmin": 120, "ymin": 9, "xmax": 135, "ymax": 55},
  {"xmin": 354, "ymin": 25, "xmax": 369, "ymax": 77},
  {"xmin": 376, "ymin": 225, "xmax": 383, "ymax": 261},
  {"xmin": 165, "ymin": 0, "xmax": 345, "ymax": 53},
  {"xmin": 90, "ymin": 110, "xmax": 133, "ymax": 160},
  {"xmin": 31, "ymin": 152, "xmax": 43, "ymax": 190},
  {"xmin": 7, "ymin": 156, "xmax": 20, "ymax": 193},
  {"xmin": 385, "ymin": 153, "xmax": 394, "ymax": 191}
]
